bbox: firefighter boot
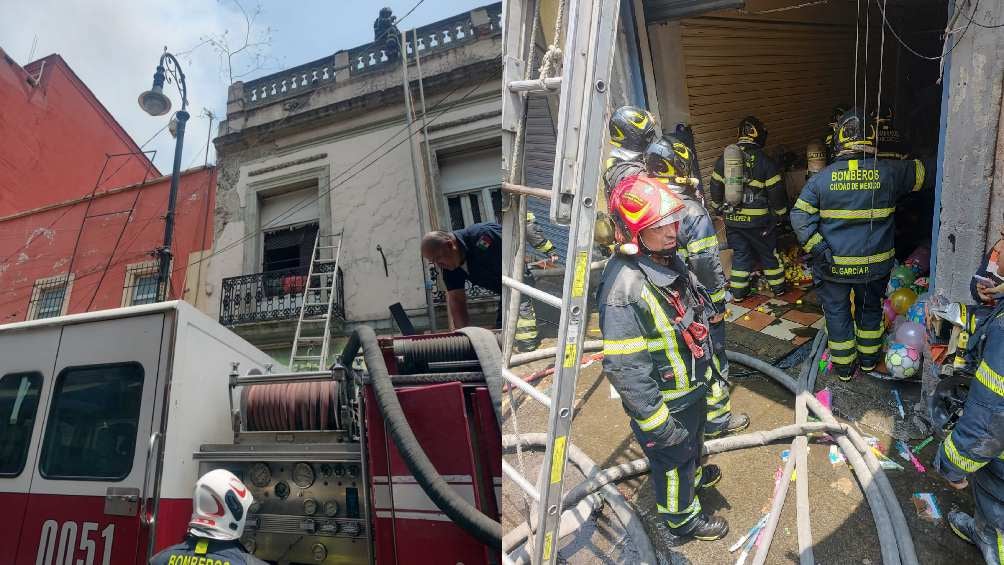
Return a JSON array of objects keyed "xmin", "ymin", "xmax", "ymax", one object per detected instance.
[
  {"xmin": 678, "ymin": 514, "xmax": 730, "ymax": 542},
  {"xmin": 947, "ymin": 510, "xmax": 977, "ymax": 545},
  {"xmin": 697, "ymin": 464, "xmax": 722, "ymax": 490}
]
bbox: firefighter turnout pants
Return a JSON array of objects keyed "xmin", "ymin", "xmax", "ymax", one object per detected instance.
[
  {"xmin": 705, "ymin": 318, "xmax": 733, "ymax": 437},
  {"xmin": 630, "ymin": 397, "xmax": 707, "ymax": 533},
  {"xmin": 816, "ymin": 277, "xmax": 886, "ymax": 376},
  {"xmin": 729, "ymin": 226, "xmax": 786, "ymax": 297},
  {"xmin": 496, "ymin": 267, "xmax": 540, "ymax": 350}
]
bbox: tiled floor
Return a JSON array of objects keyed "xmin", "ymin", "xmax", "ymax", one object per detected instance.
[{"xmin": 726, "ymin": 285, "xmax": 822, "ymax": 348}]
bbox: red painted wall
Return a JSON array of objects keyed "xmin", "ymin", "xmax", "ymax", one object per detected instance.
[
  {"xmin": 0, "ymin": 167, "xmax": 216, "ymax": 323},
  {"xmin": 0, "ymin": 50, "xmax": 159, "ymax": 216}
]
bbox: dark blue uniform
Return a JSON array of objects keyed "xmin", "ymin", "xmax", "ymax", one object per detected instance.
[
  {"xmin": 149, "ymin": 536, "xmax": 268, "ymax": 565},
  {"xmin": 444, "ymin": 222, "xmax": 502, "ymax": 295},
  {"xmin": 597, "ymin": 253, "xmax": 714, "ymax": 534},
  {"xmin": 790, "ymin": 156, "xmax": 926, "ymax": 376},
  {"xmin": 709, "ymin": 143, "xmax": 789, "ymax": 297},
  {"xmin": 934, "ymin": 302, "xmax": 1004, "ymax": 564}
]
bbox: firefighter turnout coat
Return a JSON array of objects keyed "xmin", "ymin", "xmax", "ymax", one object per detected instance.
[
  {"xmin": 790, "ymin": 156, "xmax": 927, "ymax": 282},
  {"xmin": 597, "ymin": 253, "xmax": 714, "ymax": 422},
  {"xmin": 709, "ymin": 143, "xmax": 788, "ymax": 229},
  {"xmin": 934, "ymin": 303, "xmax": 1004, "ymax": 534}
]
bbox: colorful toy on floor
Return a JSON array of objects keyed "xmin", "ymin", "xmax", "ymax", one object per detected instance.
[
  {"xmin": 904, "ymin": 245, "xmax": 931, "ymax": 276},
  {"xmin": 885, "ymin": 342, "xmax": 922, "ymax": 379},
  {"xmin": 883, "ymin": 298, "xmax": 898, "ymax": 325}
]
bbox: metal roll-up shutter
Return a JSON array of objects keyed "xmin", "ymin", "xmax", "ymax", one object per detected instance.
[
  {"xmin": 644, "ymin": 0, "xmax": 744, "ymax": 23},
  {"xmin": 681, "ymin": 18, "xmax": 856, "ymax": 182},
  {"xmin": 523, "ymin": 93, "xmax": 569, "ymax": 262}
]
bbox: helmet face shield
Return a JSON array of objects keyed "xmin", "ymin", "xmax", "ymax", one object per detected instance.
[{"xmin": 609, "ymin": 175, "xmax": 687, "ymax": 253}]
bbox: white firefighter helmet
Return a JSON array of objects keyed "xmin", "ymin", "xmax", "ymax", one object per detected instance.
[{"xmin": 188, "ymin": 469, "xmax": 254, "ymax": 540}]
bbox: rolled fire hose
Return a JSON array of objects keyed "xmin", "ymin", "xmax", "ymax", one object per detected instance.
[
  {"xmin": 342, "ymin": 327, "xmax": 502, "ymax": 549},
  {"xmin": 501, "ymin": 434, "xmax": 658, "ymax": 564},
  {"xmin": 504, "ymin": 342, "xmax": 918, "ymax": 565}
]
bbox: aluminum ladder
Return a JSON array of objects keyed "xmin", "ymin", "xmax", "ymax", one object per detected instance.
[
  {"xmin": 500, "ymin": 0, "xmax": 622, "ymax": 562},
  {"xmin": 289, "ymin": 231, "xmax": 344, "ymax": 372}
]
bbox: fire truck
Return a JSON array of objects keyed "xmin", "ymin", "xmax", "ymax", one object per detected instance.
[{"xmin": 0, "ymin": 301, "xmax": 501, "ymax": 564}]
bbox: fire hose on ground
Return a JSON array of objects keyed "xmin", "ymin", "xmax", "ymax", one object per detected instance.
[
  {"xmin": 502, "ymin": 339, "xmax": 919, "ymax": 565},
  {"xmin": 342, "ymin": 326, "xmax": 503, "ymax": 550}
]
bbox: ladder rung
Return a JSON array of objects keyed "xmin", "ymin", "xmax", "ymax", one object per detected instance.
[
  {"xmin": 508, "ymin": 77, "xmax": 562, "ymax": 93},
  {"xmin": 319, "ymin": 232, "xmax": 343, "ymax": 238},
  {"xmin": 303, "ymin": 302, "xmax": 329, "ymax": 307},
  {"xmin": 316, "ymin": 245, "xmax": 340, "ymax": 250},
  {"xmin": 304, "ymin": 285, "xmax": 334, "ymax": 292},
  {"xmin": 314, "ymin": 259, "xmax": 339, "ymax": 264},
  {"xmin": 501, "ymin": 276, "xmax": 561, "ymax": 309},
  {"xmin": 293, "ymin": 355, "xmax": 322, "ymax": 360},
  {"xmin": 502, "ymin": 182, "xmax": 552, "ymax": 200},
  {"xmin": 300, "ymin": 318, "xmax": 328, "ymax": 323},
  {"xmin": 297, "ymin": 336, "xmax": 324, "ymax": 341}
]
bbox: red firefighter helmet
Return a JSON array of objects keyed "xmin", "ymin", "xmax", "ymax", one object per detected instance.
[{"xmin": 609, "ymin": 175, "xmax": 687, "ymax": 255}]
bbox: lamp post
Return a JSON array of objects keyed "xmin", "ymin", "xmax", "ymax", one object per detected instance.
[{"xmin": 138, "ymin": 50, "xmax": 189, "ymax": 301}]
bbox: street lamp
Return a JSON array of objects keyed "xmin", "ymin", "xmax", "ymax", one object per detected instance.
[{"xmin": 139, "ymin": 50, "xmax": 189, "ymax": 301}]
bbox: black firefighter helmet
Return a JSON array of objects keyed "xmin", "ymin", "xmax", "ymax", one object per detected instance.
[
  {"xmin": 643, "ymin": 135, "xmax": 693, "ymax": 181},
  {"xmin": 835, "ymin": 108, "xmax": 877, "ymax": 154},
  {"xmin": 609, "ymin": 106, "xmax": 657, "ymax": 153},
  {"xmin": 737, "ymin": 115, "xmax": 767, "ymax": 147}
]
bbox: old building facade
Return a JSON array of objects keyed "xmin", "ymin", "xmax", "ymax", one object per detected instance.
[{"xmin": 209, "ymin": 4, "xmax": 502, "ymax": 363}]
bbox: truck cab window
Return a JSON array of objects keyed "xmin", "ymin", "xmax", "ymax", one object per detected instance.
[
  {"xmin": 0, "ymin": 372, "xmax": 42, "ymax": 477},
  {"xmin": 39, "ymin": 363, "xmax": 144, "ymax": 480}
]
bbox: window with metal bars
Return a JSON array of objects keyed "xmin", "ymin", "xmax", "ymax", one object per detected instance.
[{"xmin": 28, "ymin": 276, "xmax": 70, "ymax": 320}]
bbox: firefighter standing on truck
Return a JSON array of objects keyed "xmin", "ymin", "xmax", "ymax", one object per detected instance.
[
  {"xmin": 598, "ymin": 175, "xmax": 729, "ymax": 542},
  {"xmin": 643, "ymin": 135, "xmax": 750, "ymax": 439},
  {"xmin": 932, "ymin": 243, "xmax": 1004, "ymax": 564},
  {"xmin": 709, "ymin": 116, "xmax": 789, "ymax": 299},
  {"xmin": 790, "ymin": 109, "xmax": 928, "ymax": 381},
  {"xmin": 150, "ymin": 469, "xmax": 267, "ymax": 565}
]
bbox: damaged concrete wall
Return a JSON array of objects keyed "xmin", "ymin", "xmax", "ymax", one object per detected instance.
[{"xmin": 934, "ymin": 1, "xmax": 1004, "ymax": 302}]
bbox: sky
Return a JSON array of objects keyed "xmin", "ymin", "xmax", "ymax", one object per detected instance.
[{"xmin": 0, "ymin": 0, "xmax": 488, "ymax": 175}]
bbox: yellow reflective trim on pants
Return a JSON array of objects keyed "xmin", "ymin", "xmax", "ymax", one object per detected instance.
[
  {"xmin": 828, "ymin": 339, "xmax": 856, "ymax": 351},
  {"xmin": 830, "ymin": 351, "xmax": 858, "ymax": 365},
  {"xmin": 765, "ymin": 174, "xmax": 783, "ymax": 187},
  {"xmin": 535, "ymin": 240, "xmax": 554, "ymax": 253},
  {"xmin": 977, "ymin": 361, "xmax": 1004, "ymax": 397},
  {"xmin": 736, "ymin": 208, "xmax": 769, "ymax": 216},
  {"xmin": 730, "ymin": 281, "xmax": 749, "ymax": 289},
  {"xmin": 603, "ymin": 337, "xmax": 648, "ymax": 356},
  {"xmin": 667, "ymin": 468, "xmax": 679, "ymax": 513},
  {"xmin": 641, "ymin": 287, "xmax": 689, "ymax": 389},
  {"xmin": 943, "ymin": 432, "xmax": 986, "ymax": 473},
  {"xmin": 708, "ymin": 401, "xmax": 732, "ymax": 421},
  {"xmin": 833, "ymin": 249, "xmax": 895, "ymax": 266},
  {"xmin": 767, "ymin": 277, "xmax": 786, "ymax": 286},
  {"xmin": 662, "ymin": 386, "xmax": 699, "ymax": 401},
  {"xmin": 794, "ymin": 199, "xmax": 819, "ymax": 214},
  {"xmin": 636, "ymin": 403, "xmax": 671, "ymax": 432},
  {"xmin": 913, "ymin": 159, "xmax": 925, "ymax": 192},
  {"xmin": 687, "ymin": 235, "xmax": 719, "ymax": 254},
  {"xmin": 710, "ymin": 288, "xmax": 727, "ymax": 303},
  {"xmin": 857, "ymin": 343, "xmax": 881, "ymax": 354},
  {"xmin": 804, "ymin": 233, "xmax": 824, "ymax": 252},
  {"xmin": 665, "ymin": 497, "xmax": 702, "ymax": 527},
  {"xmin": 731, "ymin": 270, "xmax": 750, "ymax": 277},
  {"xmin": 820, "ymin": 208, "xmax": 895, "ymax": 220},
  {"xmin": 517, "ymin": 317, "xmax": 536, "ymax": 328},
  {"xmin": 855, "ymin": 327, "xmax": 884, "ymax": 340},
  {"xmin": 763, "ymin": 266, "xmax": 784, "ymax": 276}
]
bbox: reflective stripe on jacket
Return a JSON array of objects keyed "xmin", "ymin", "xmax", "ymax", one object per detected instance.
[
  {"xmin": 790, "ymin": 156, "xmax": 926, "ymax": 282},
  {"xmin": 597, "ymin": 254, "xmax": 713, "ymax": 429}
]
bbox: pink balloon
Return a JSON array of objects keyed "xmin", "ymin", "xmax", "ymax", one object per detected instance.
[
  {"xmin": 883, "ymin": 299, "xmax": 898, "ymax": 323},
  {"xmin": 894, "ymin": 321, "xmax": 926, "ymax": 349}
]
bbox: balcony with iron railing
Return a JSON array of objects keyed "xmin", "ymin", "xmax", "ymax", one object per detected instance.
[
  {"xmin": 428, "ymin": 263, "xmax": 497, "ymax": 305},
  {"xmin": 219, "ymin": 264, "xmax": 345, "ymax": 327},
  {"xmin": 237, "ymin": 3, "xmax": 501, "ymax": 112}
]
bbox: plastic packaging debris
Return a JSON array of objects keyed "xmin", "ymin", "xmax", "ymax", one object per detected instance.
[
  {"xmin": 911, "ymin": 493, "xmax": 943, "ymax": 523},
  {"xmin": 829, "ymin": 445, "xmax": 847, "ymax": 466},
  {"xmin": 912, "ymin": 436, "xmax": 934, "ymax": 454},
  {"xmin": 892, "ymin": 389, "xmax": 906, "ymax": 419},
  {"xmin": 815, "ymin": 387, "xmax": 832, "ymax": 410},
  {"xmin": 896, "ymin": 440, "xmax": 927, "ymax": 473},
  {"xmin": 730, "ymin": 516, "xmax": 768, "ymax": 552},
  {"xmin": 780, "ymin": 449, "xmax": 790, "ymax": 463},
  {"xmin": 870, "ymin": 446, "xmax": 905, "ymax": 471}
]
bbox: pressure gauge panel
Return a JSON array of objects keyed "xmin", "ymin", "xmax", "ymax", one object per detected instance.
[
  {"xmin": 303, "ymin": 498, "xmax": 318, "ymax": 516},
  {"xmin": 274, "ymin": 480, "xmax": 290, "ymax": 499},
  {"xmin": 247, "ymin": 462, "xmax": 271, "ymax": 488},
  {"xmin": 293, "ymin": 462, "xmax": 315, "ymax": 488}
]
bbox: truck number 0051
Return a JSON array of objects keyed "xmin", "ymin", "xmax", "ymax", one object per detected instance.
[{"xmin": 35, "ymin": 521, "xmax": 115, "ymax": 565}]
